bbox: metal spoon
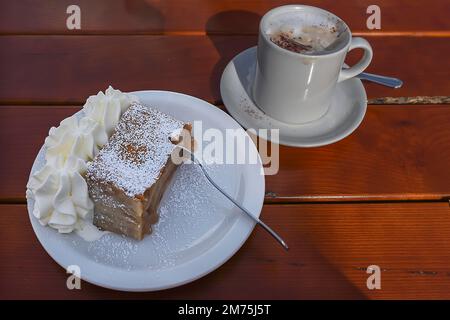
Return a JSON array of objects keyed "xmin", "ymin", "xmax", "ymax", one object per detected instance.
[
  {"xmin": 357, "ymin": 72, "xmax": 403, "ymax": 88},
  {"xmin": 177, "ymin": 146, "xmax": 289, "ymax": 251}
]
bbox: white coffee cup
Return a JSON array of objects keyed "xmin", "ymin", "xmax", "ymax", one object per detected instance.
[{"xmin": 253, "ymin": 5, "xmax": 373, "ymax": 124}]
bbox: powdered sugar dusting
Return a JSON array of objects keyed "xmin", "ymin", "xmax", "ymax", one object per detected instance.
[
  {"xmin": 87, "ymin": 234, "xmax": 139, "ymax": 270},
  {"xmin": 71, "ymin": 162, "xmax": 239, "ymax": 271},
  {"xmin": 86, "ymin": 103, "xmax": 186, "ymax": 197}
]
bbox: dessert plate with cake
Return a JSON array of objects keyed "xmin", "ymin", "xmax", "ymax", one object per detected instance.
[{"xmin": 26, "ymin": 87, "xmax": 265, "ymax": 291}]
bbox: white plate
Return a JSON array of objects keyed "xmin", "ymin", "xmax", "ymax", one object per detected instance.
[
  {"xmin": 27, "ymin": 91, "xmax": 264, "ymax": 291},
  {"xmin": 220, "ymin": 46, "xmax": 367, "ymax": 147}
]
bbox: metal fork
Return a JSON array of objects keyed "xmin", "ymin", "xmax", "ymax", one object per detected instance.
[{"xmin": 178, "ymin": 146, "xmax": 289, "ymax": 251}]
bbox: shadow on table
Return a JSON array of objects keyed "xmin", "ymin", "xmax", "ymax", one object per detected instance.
[
  {"xmin": 41, "ymin": 232, "xmax": 367, "ymax": 299},
  {"xmin": 124, "ymin": 0, "xmax": 165, "ymax": 32},
  {"xmin": 206, "ymin": 10, "xmax": 261, "ymax": 105},
  {"xmin": 196, "ymin": 232, "xmax": 368, "ymax": 299},
  {"xmin": 6, "ymin": 206, "xmax": 367, "ymax": 299}
]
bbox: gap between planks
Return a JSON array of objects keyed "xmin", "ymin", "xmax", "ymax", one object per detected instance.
[
  {"xmin": 1, "ymin": 96, "xmax": 450, "ymax": 107},
  {"xmin": 3, "ymin": 197, "xmax": 450, "ymax": 206},
  {"xmin": 0, "ymin": 31, "xmax": 449, "ymax": 37}
]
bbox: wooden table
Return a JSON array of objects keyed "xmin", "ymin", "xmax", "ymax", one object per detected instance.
[{"xmin": 1, "ymin": 0, "xmax": 450, "ymax": 300}]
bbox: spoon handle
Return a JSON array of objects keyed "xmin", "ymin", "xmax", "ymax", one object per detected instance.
[
  {"xmin": 357, "ymin": 72, "xmax": 403, "ymax": 88},
  {"xmin": 196, "ymin": 160, "xmax": 289, "ymax": 251},
  {"xmin": 179, "ymin": 146, "xmax": 289, "ymax": 251}
]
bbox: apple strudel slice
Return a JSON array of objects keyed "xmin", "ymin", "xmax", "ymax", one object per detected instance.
[{"xmin": 86, "ymin": 103, "xmax": 191, "ymax": 240}]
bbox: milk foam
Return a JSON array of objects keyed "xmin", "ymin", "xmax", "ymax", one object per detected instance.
[{"xmin": 265, "ymin": 10, "xmax": 348, "ymax": 54}]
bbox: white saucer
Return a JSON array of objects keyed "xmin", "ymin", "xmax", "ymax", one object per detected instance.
[
  {"xmin": 220, "ymin": 46, "xmax": 368, "ymax": 147},
  {"xmin": 27, "ymin": 91, "xmax": 264, "ymax": 291}
]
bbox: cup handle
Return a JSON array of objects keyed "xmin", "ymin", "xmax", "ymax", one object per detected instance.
[{"xmin": 338, "ymin": 37, "xmax": 373, "ymax": 82}]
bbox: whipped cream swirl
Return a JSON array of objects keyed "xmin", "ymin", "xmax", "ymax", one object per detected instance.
[
  {"xmin": 84, "ymin": 86, "xmax": 138, "ymax": 147},
  {"xmin": 26, "ymin": 155, "xmax": 93, "ymax": 233},
  {"xmin": 26, "ymin": 86, "xmax": 139, "ymax": 239},
  {"xmin": 45, "ymin": 116, "xmax": 100, "ymax": 165}
]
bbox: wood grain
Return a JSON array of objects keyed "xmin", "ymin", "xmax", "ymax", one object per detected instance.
[
  {"xmin": 2, "ymin": 203, "xmax": 450, "ymax": 299},
  {"xmin": 265, "ymin": 105, "xmax": 450, "ymax": 202},
  {"xmin": 0, "ymin": 36, "xmax": 449, "ymax": 105},
  {"xmin": 1, "ymin": 0, "xmax": 449, "ymax": 34},
  {"xmin": 3, "ymin": 105, "xmax": 450, "ymax": 202}
]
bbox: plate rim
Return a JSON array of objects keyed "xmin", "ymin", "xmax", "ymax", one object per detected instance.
[{"xmin": 27, "ymin": 90, "xmax": 265, "ymax": 292}]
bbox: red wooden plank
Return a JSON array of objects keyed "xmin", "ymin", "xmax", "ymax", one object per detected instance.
[
  {"xmin": 0, "ymin": 0, "xmax": 449, "ymax": 34},
  {"xmin": 2, "ymin": 203, "xmax": 450, "ymax": 299},
  {"xmin": 264, "ymin": 105, "xmax": 450, "ymax": 202},
  {"xmin": 0, "ymin": 36, "xmax": 449, "ymax": 105},
  {"xmin": 3, "ymin": 106, "xmax": 450, "ymax": 202}
]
